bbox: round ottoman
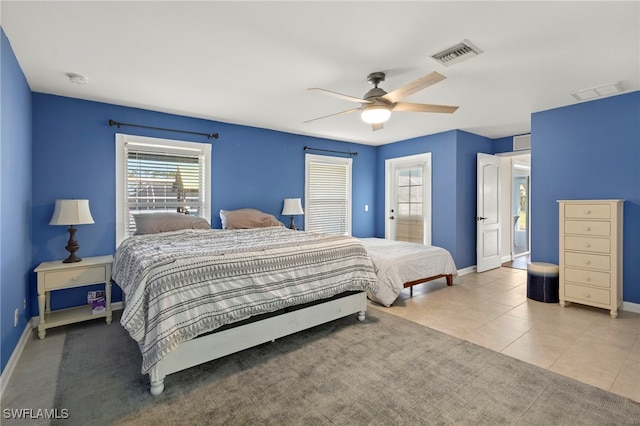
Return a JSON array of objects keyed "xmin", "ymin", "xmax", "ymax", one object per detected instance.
[{"xmin": 527, "ymin": 262, "xmax": 559, "ymax": 303}]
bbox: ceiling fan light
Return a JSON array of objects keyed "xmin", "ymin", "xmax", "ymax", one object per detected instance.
[{"xmin": 361, "ymin": 105, "xmax": 391, "ymax": 124}]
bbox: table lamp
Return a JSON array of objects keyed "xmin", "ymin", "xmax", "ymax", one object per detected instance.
[
  {"xmin": 282, "ymin": 198, "xmax": 304, "ymax": 230},
  {"xmin": 49, "ymin": 199, "xmax": 95, "ymax": 263}
]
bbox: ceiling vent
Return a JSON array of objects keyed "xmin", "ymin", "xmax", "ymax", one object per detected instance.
[{"xmin": 430, "ymin": 40, "xmax": 483, "ymax": 67}]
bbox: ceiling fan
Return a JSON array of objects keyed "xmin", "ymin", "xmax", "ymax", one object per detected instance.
[{"xmin": 305, "ymin": 71, "xmax": 458, "ymax": 131}]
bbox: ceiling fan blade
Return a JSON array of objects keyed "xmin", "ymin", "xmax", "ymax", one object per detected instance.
[
  {"xmin": 392, "ymin": 102, "xmax": 459, "ymax": 114},
  {"xmin": 381, "ymin": 71, "xmax": 447, "ymax": 103},
  {"xmin": 372, "ymin": 122, "xmax": 384, "ymax": 131},
  {"xmin": 308, "ymin": 88, "xmax": 372, "ymax": 104},
  {"xmin": 304, "ymin": 108, "xmax": 361, "ymax": 123}
]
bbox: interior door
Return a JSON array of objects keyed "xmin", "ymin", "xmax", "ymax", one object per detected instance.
[
  {"xmin": 477, "ymin": 153, "xmax": 502, "ymax": 272},
  {"xmin": 385, "ymin": 153, "xmax": 431, "ymax": 245}
]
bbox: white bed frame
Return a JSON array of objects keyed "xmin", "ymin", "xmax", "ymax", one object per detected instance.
[{"xmin": 148, "ymin": 291, "xmax": 367, "ymax": 395}]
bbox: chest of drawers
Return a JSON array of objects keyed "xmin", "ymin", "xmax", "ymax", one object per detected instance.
[{"xmin": 557, "ymin": 200, "xmax": 623, "ymax": 318}]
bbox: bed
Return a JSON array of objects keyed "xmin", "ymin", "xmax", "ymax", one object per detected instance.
[
  {"xmin": 359, "ymin": 238, "xmax": 458, "ymax": 307},
  {"xmin": 112, "ymin": 225, "xmax": 378, "ymax": 395}
]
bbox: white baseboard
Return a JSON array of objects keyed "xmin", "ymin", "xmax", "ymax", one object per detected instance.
[
  {"xmin": 0, "ymin": 318, "xmax": 35, "ymax": 398},
  {"xmin": 457, "ymin": 266, "xmax": 477, "ymax": 276},
  {"xmin": 623, "ymin": 301, "xmax": 640, "ymax": 314}
]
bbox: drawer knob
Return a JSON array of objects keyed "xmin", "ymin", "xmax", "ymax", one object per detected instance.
[
  {"xmin": 584, "ymin": 226, "xmax": 591, "ymax": 231},
  {"xmin": 585, "ymin": 277, "xmax": 591, "ymax": 282},
  {"xmin": 584, "ymin": 260, "xmax": 591, "ymax": 265},
  {"xmin": 72, "ymin": 276, "xmax": 79, "ymax": 281},
  {"xmin": 584, "ymin": 243, "xmax": 591, "ymax": 248},
  {"xmin": 585, "ymin": 293, "xmax": 591, "ymax": 299},
  {"xmin": 584, "ymin": 210, "xmax": 591, "ymax": 215}
]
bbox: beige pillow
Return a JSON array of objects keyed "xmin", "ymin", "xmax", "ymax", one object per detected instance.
[
  {"xmin": 219, "ymin": 209, "xmax": 284, "ymax": 229},
  {"xmin": 133, "ymin": 213, "xmax": 210, "ymax": 235}
]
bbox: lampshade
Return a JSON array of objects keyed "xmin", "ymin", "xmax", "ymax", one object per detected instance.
[
  {"xmin": 282, "ymin": 198, "xmax": 304, "ymax": 216},
  {"xmin": 361, "ymin": 105, "xmax": 391, "ymax": 124},
  {"xmin": 49, "ymin": 199, "xmax": 95, "ymax": 226}
]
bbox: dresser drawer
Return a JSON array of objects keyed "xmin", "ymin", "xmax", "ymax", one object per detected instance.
[
  {"xmin": 564, "ymin": 267, "xmax": 610, "ymax": 288},
  {"xmin": 44, "ymin": 266, "xmax": 107, "ymax": 290},
  {"xmin": 564, "ymin": 236, "xmax": 610, "ymax": 254},
  {"xmin": 564, "ymin": 220, "xmax": 610, "ymax": 237},
  {"xmin": 564, "ymin": 252, "xmax": 610, "ymax": 271},
  {"xmin": 564, "ymin": 283, "xmax": 610, "ymax": 305},
  {"xmin": 564, "ymin": 204, "xmax": 610, "ymax": 219}
]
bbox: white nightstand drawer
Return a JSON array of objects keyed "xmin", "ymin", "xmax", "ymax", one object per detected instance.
[
  {"xmin": 564, "ymin": 283, "xmax": 610, "ymax": 305},
  {"xmin": 564, "ymin": 204, "xmax": 610, "ymax": 219},
  {"xmin": 564, "ymin": 252, "xmax": 610, "ymax": 271},
  {"xmin": 564, "ymin": 267, "xmax": 610, "ymax": 288},
  {"xmin": 45, "ymin": 266, "xmax": 107, "ymax": 290},
  {"xmin": 564, "ymin": 236, "xmax": 610, "ymax": 254},
  {"xmin": 564, "ymin": 220, "xmax": 610, "ymax": 237}
]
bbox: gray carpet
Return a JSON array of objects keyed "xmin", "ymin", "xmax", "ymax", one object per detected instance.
[{"xmin": 53, "ymin": 308, "xmax": 640, "ymax": 425}]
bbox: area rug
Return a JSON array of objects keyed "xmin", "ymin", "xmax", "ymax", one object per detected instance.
[{"xmin": 53, "ymin": 308, "xmax": 640, "ymax": 425}]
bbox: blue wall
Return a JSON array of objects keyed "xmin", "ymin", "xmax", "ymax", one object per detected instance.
[
  {"xmin": 531, "ymin": 91, "xmax": 640, "ymax": 303},
  {"xmin": 1, "ymin": 29, "xmax": 33, "ymax": 373},
  {"xmin": 375, "ymin": 130, "xmax": 492, "ymax": 269},
  {"xmin": 30, "ymin": 94, "xmax": 377, "ymax": 313}
]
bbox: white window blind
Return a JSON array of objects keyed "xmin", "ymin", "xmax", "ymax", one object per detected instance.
[
  {"xmin": 115, "ymin": 134, "xmax": 211, "ymax": 246},
  {"xmin": 305, "ymin": 154, "xmax": 352, "ymax": 235}
]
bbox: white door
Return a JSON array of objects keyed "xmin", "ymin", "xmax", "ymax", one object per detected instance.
[
  {"xmin": 477, "ymin": 153, "xmax": 502, "ymax": 272},
  {"xmin": 385, "ymin": 153, "xmax": 432, "ymax": 245}
]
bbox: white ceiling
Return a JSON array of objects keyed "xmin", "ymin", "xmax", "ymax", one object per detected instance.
[{"xmin": 2, "ymin": 1, "xmax": 638, "ymax": 146}]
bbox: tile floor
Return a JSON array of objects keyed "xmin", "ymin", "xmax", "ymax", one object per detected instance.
[{"xmin": 1, "ymin": 267, "xmax": 639, "ymax": 425}]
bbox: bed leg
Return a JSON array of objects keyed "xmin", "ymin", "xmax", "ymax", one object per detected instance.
[
  {"xmin": 409, "ymin": 286, "xmax": 413, "ymax": 297},
  {"xmin": 446, "ymin": 275, "xmax": 453, "ymax": 286},
  {"xmin": 357, "ymin": 310, "xmax": 366, "ymax": 321},
  {"xmin": 149, "ymin": 361, "xmax": 166, "ymax": 396}
]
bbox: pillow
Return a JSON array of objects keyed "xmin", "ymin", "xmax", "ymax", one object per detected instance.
[
  {"xmin": 133, "ymin": 213, "xmax": 211, "ymax": 235},
  {"xmin": 219, "ymin": 208, "xmax": 284, "ymax": 230}
]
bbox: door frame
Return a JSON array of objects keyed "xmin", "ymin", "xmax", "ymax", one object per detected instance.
[{"xmin": 384, "ymin": 153, "xmax": 432, "ymax": 245}]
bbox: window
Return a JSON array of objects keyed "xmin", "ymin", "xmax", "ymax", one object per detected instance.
[
  {"xmin": 115, "ymin": 133, "xmax": 211, "ymax": 246},
  {"xmin": 304, "ymin": 154, "xmax": 352, "ymax": 235}
]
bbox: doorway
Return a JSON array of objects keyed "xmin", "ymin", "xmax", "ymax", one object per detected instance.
[{"xmin": 512, "ymin": 158, "xmax": 530, "ymax": 258}]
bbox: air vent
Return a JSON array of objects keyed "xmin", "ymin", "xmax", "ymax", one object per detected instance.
[
  {"xmin": 513, "ymin": 134, "xmax": 531, "ymax": 151},
  {"xmin": 430, "ymin": 40, "xmax": 483, "ymax": 67}
]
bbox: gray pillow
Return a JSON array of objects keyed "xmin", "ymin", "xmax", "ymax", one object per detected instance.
[
  {"xmin": 219, "ymin": 209, "xmax": 284, "ymax": 230},
  {"xmin": 133, "ymin": 213, "xmax": 210, "ymax": 235}
]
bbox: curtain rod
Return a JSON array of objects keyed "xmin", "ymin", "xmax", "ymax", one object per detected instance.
[
  {"xmin": 108, "ymin": 119, "xmax": 219, "ymax": 139},
  {"xmin": 304, "ymin": 146, "xmax": 358, "ymax": 157}
]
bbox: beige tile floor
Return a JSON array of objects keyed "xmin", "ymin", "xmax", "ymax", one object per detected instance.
[
  {"xmin": 368, "ymin": 266, "xmax": 640, "ymax": 402},
  {"xmin": 1, "ymin": 266, "xmax": 639, "ymax": 425}
]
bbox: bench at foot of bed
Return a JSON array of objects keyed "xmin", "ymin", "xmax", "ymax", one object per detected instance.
[{"xmin": 404, "ymin": 274, "xmax": 454, "ymax": 297}]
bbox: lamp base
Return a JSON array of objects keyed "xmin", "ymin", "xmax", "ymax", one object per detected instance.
[
  {"xmin": 288, "ymin": 216, "xmax": 296, "ymax": 230},
  {"xmin": 63, "ymin": 225, "xmax": 82, "ymax": 263}
]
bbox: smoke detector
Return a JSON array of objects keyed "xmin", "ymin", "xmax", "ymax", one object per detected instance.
[{"xmin": 430, "ymin": 40, "xmax": 483, "ymax": 67}]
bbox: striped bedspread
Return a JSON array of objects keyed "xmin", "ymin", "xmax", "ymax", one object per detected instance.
[{"xmin": 113, "ymin": 227, "xmax": 378, "ymax": 373}]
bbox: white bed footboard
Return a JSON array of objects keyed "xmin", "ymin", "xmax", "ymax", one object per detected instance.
[{"xmin": 148, "ymin": 292, "xmax": 367, "ymax": 395}]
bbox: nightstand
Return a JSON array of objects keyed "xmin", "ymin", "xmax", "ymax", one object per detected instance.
[{"xmin": 34, "ymin": 255, "xmax": 113, "ymax": 339}]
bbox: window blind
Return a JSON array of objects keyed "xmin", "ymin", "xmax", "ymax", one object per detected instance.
[
  {"xmin": 305, "ymin": 154, "xmax": 352, "ymax": 235},
  {"xmin": 116, "ymin": 134, "xmax": 211, "ymax": 244}
]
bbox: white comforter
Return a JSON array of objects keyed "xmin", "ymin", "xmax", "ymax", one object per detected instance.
[{"xmin": 359, "ymin": 238, "xmax": 458, "ymax": 307}]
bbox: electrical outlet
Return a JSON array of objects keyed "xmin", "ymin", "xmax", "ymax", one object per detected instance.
[{"xmin": 14, "ymin": 309, "xmax": 19, "ymax": 327}]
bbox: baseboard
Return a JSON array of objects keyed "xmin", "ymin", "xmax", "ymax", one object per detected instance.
[
  {"xmin": 0, "ymin": 318, "xmax": 35, "ymax": 398},
  {"xmin": 622, "ymin": 301, "xmax": 640, "ymax": 314},
  {"xmin": 501, "ymin": 255, "xmax": 512, "ymax": 263},
  {"xmin": 457, "ymin": 266, "xmax": 477, "ymax": 276}
]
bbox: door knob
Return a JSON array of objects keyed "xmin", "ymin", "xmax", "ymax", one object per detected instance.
[
  {"xmin": 476, "ymin": 216, "xmax": 487, "ymax": 221},
  {"xmin": 389, "ymin": 216, "xmax": 395, "ymax": 220}
]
